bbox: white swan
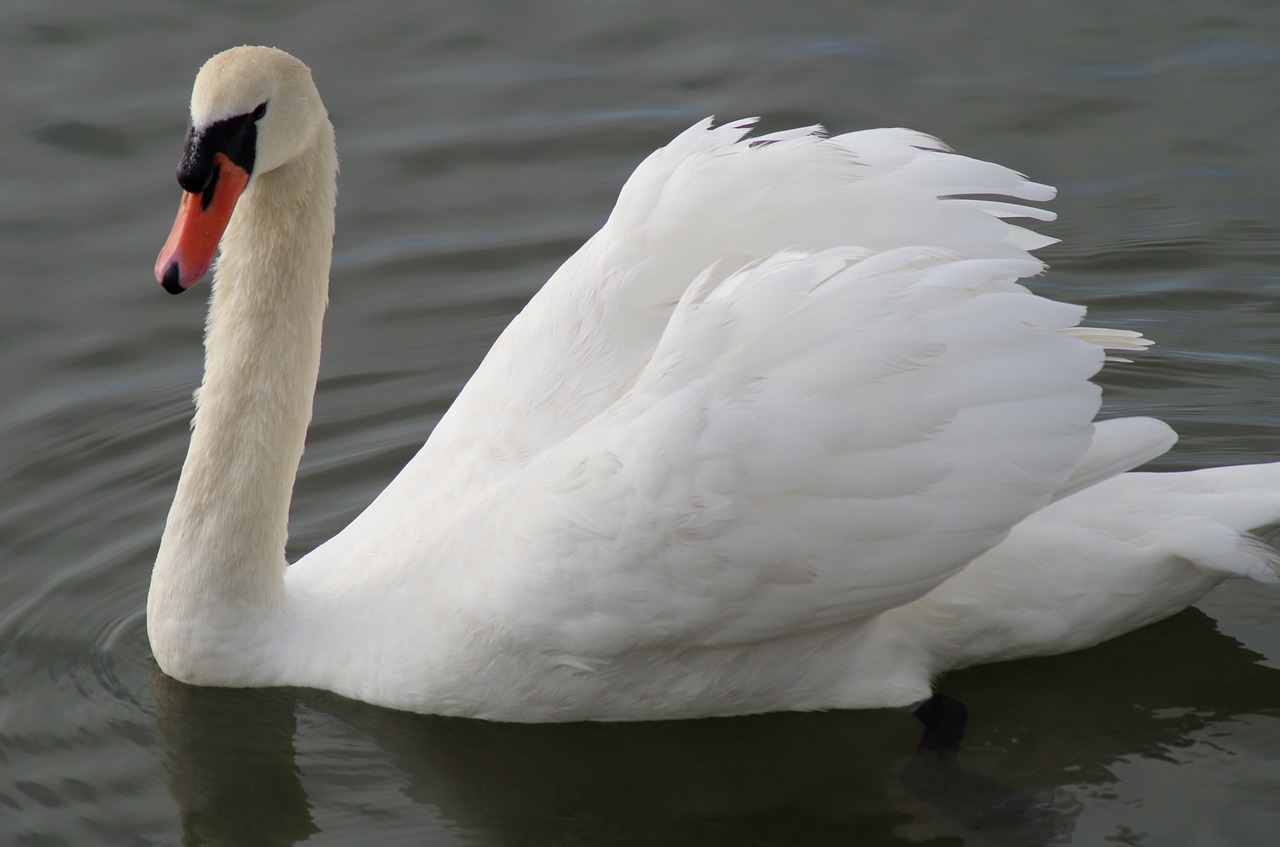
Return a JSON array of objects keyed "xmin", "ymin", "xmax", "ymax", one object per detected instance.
[{"xmin": 149, "ymin": 46, "xmax": 1280, "ymax": 721}]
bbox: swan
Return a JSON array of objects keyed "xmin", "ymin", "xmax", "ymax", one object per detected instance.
[{"xmin": 149, "ymin": 46, "xmax": 1280, "ymax": 721}]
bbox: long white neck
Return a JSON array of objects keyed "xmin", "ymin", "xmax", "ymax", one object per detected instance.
[{"xmin": 148, "ymin": 121, "xmax": 337, "ymax": 682}]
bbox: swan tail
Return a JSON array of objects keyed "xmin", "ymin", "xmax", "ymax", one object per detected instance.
[
  {"xmin": 1215, "ymin": 533, "xmax": 1280, "ymax": 583},
  {"xmin": 1134, "ymin": 461, "xmax": 1280, "ymax": 585},
  {"xmin": 1051, "ymin": 460, "xmax": 1280, "ymax": 586},
  {"xmin": 888, "ymin": 460, "xmax": 1280, "ymax": 672}
]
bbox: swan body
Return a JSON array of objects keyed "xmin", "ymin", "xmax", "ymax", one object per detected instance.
[{"xmin": 148, "ymin": 46, "xmax": 1279, "ymax": 721}]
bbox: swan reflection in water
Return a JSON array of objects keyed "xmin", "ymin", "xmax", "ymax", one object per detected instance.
[{"xmin": 150, "ymin": 608, "xmax": 1280, "ymax": 847}]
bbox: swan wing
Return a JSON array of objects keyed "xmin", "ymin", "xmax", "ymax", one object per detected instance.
[
  {"xmin": 469, "ymin": 245, "xmax": 1108, "ymax": 657},
  {"xmin": 1050, "ymin": 416, "xmax": 1176, "ymax": 501},
  {"xmin": 376, "ymin": 120, "xmax": 1061, "ymax": 514}
]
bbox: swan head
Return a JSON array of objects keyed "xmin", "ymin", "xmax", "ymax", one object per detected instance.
[{"xmin": 155, "ymin": 46, "xmax": 326, "ymax": 294}]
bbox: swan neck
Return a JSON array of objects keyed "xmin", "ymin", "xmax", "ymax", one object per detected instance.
[{"xmin": 151, "ymin": 119, "xmax": 337, "ymax": 659}]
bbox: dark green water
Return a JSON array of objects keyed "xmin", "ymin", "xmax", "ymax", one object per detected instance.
[{"xmin": 2, "ymin": 1, "xmax": 1278, "ymax": 844}]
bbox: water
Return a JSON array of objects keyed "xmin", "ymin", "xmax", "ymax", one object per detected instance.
[{"xmin": 2, "ymin": 1, "xmax": 1279, "ymax": 844}]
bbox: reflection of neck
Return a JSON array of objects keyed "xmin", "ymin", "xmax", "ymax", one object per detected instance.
[
  {"xmin": 151, "ymin": 667, "xmax": 317, "ymax": 846},
  {"xmin": 148, "ymin": 121, "xmax": 336, "ymax": 679}
]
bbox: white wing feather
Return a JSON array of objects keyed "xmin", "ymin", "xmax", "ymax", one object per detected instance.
[
  {"xmin": 473, "ymin": 246, "xmax": 1106, "ymax": 657},
  {"xmin": 312, "ymin": 119, "xmax": 1137, "ymax": 663},
  {"xmin": 1051, "ymin": 416, "xmax": 1176, "ymax": 502},
  {"xmin": 360, "ymin": 120, "xmax": 1067, "ymax": 518}
]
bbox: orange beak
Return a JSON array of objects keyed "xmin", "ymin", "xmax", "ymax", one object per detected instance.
[{"xmin": 155, "ymin": 152, "xmax": 250, "ymax": 294}]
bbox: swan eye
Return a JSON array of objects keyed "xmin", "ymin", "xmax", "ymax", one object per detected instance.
[{"xmin": 251, "ymin": 102, "xmax": 268, "ymax": 121}]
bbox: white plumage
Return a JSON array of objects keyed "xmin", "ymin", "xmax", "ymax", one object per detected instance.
[{"xmin": 148, "ymin": 47, "xmax": 1279, "ymax": 721}]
